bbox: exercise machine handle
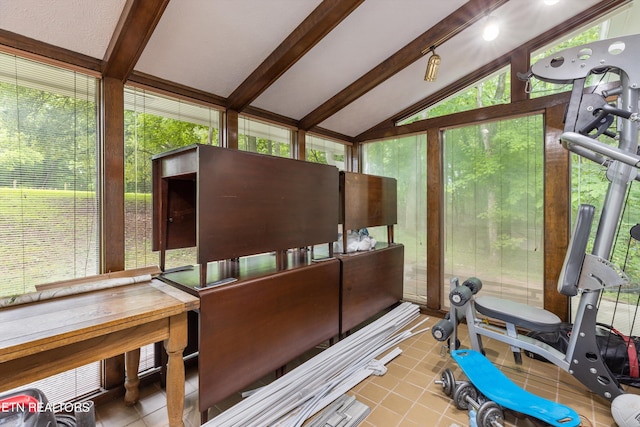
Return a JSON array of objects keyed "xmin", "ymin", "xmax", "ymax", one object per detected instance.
[{"xmin": 561, "ymin": 131, "xmax": 640, "ymax": 168}]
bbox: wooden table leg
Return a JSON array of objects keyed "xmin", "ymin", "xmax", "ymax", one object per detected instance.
[
  {"xmin": 165, "ymin": 312, "xmax": 188, "ymax": 427},
  {"xmin": 124, "ymin": 349, "xmax": 141, "ymax": 406}
]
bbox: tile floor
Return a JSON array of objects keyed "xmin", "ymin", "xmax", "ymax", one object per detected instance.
[{"xmin": 94, "ymin": 314, "xmax": 637, "ymax": 426}]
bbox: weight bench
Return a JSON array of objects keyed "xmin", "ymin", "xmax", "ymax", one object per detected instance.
[
  {"xmin": 437, "ymin": 204, "xmax": 627, "ymax": 400},
  {"xmin": 466, "ymin": 204, "xmax": 593, "ymax": 362}
]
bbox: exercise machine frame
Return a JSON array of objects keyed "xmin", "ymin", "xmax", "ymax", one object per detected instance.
[{"xmin": 434, "ymin": 35, "xmax": 640, "ymax": 401}]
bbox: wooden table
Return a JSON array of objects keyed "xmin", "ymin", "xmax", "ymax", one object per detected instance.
[
  {"xmin": 0, "ymin": 278, "xmax": 199, "ymax": 427},
  {"xmin": 160, "ymin": 254, "xmax": 341, "ymax": 419}
]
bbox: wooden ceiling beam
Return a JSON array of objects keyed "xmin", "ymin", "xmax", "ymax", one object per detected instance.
[
  {"xmin": 227, "ymin": 0, "xmax": 364, "ymax": 112},
  {"xmin": 298, "ymin": 0, "xmax": 509, "ymax": 131},
  {"xmin": 129, "ymin": 70, "xmax": 228, "ymax": 108},
  {"xmin": 102, "ymin": 0, "xmax": 170, "ymax": 81},
  {"xmin": 0, "ymin": 29, "xmax": 102, "ymax": 73}
]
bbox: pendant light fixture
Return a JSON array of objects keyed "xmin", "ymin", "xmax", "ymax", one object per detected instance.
[{"xmin": 423, "ymin": 47, "xmax": 441, "ymax": 82}]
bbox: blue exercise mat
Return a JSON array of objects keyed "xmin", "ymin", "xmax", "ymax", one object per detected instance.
[{"xmin": 451, "ymin": 349, "xmax": 580, "ymax": 427}]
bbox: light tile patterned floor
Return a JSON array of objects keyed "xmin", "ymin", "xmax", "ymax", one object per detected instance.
[{"xmin": 95, "ymin": 314, "xmax": 637, "ymax": 426}]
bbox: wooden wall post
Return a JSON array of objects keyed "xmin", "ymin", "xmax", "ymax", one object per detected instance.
[
  {"xmin": 544, "ymin": 103, "xmax": 571, "ymax": 321},
  {"xmin": 295, "ymin": 129, "xmax": 306, "ymax": 160},
  {"xmin": 101, "ymin": 76, "xmax": 126, "ymax": 389},
  {"xmin": 426, "ymin": 127, "xmax": 443, "ymax": 310},
  {"xmin": 224, "ymin": 110, "xmax": 239, "ymax": 149}
]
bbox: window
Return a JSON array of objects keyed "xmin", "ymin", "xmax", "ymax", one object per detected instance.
[
  {"xmin": 528, "ymin": 0, "xmax": 640, "ymax": 99},
  {"xmin": 443, "ymin": 115, "xmax": 544, "ymax": 308},
  {"xmin": 0, "ymin": 51, "xmax": 101, "ymax": 402},
  {"xmin": 361, "ymin": 134, "xmax": 427, "ymax": 304},
  {"xmin": 0, "ymin": 52, "xmax": 99, "ymax": 296},
  {"xmin": 306, "ymin": 135, "xmax": 346, "ymax": 169},
  {"xmin": 571, "ymin": 139, "xmax": 640, "ymax": 330},
  {"xmin": 124, "ymin": 87, "xmax": 221, "ymax": 373},
  {"xmin": 238, "ymin": 116, "xmax": 291, "ymax": 158},
  {"xmin": 124, "ymin": 86, "xmax": 221, "ymax": 271},
  {"xmin": 397, "ymin": 66, "xmax": 510, "ymax": 124}
]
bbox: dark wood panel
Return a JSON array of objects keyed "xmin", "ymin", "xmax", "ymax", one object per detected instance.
[
  {"xmin": 102, "ymin": 0, "xmax": 170, "ymax": 81},
  {"xmin": 0, "ymin": 29, "xmax": 102, "ymax": 73},
  {"xmin": 197, "ymin": 147, "xmax": 338, "ymax": 261},
  {"xmin": 544, "ymin": 103, "xmax": 571, "ymax": 321},
  {"xmin": 102, "ymin": 77, "xmax": 125, "ymax": 273},
  {"xmin": 128, "ymin": 71, "xmax": 228, "ymax": 109},
  {"xmin": 339, "ymin": 244, "xmax": 404, "ymax": 334},
  {"xmin": 197, "ymin": 259, "xmax": 340, "ymax": 410},
  {"xmin": 340, "ymin": 172, "xmax": 397, "ymax": 231},
  {"xmin": 165, "ymin": 177, "xmax": 196, "ymax": 250},
  {"xmin": 426, "ymin": 127, "xmax": 443, "ymax": 311}
]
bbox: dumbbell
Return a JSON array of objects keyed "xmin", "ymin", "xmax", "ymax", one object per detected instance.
[
  {"xmin": 452, "ymin": 382, "xmax": 504, "ymax": 427},
  {"xmin": 436, "ymin": 369, "xmax": 504, "ymax": 427}
]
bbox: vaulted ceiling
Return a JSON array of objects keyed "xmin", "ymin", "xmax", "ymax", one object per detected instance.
[{"xmin": 0, "ymin": 0, "xmax": 634, "ymax": 142}]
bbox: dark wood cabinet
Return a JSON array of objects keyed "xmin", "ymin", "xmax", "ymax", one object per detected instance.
[
  {"xmin": 152, "ymin": 146, "xmax": 404, "ymax": 415},
  {"xmin": 337, "ymin": 171, "xmax": 404, "ymax": 334},
  {"xmin": 152, "ymin": 144, "xmax": 339, "ymax": 286}
]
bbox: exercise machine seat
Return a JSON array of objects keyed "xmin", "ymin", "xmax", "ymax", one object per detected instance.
[{"xmin": 474, "ymin": 296, "xmax": 562, "ymax": 332}]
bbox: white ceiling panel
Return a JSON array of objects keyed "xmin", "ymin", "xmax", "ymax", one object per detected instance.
[
  {"xmin": 0, "ymin": 0, "xmax": 126, "ymax": 59},
  {"xmin": 136, "ymin": 0, "xmax": 323, "ymax": 97},
  {"xmin": 251, "ymin": 0, "xmax": 467, "ymax": 119},
  {"xmin": 319, "ymin": 0, "xmax": 603, "ymax": 137}
]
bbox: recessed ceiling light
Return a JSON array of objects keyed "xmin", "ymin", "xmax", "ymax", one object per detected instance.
[{"xmin": 482, "ymin": 16, "xmax": 499, "ymax": 41}]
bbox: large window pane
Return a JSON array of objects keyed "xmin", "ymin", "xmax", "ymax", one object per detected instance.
[
  {"xmin": 0, "ymin": 51, "xmax": 100, "ymax": 403},
  {"xmin": 443, "ymin": 115, "xmax": 544, "ymax": 307},
  {"xmin": 361, "ymin": 134, "xmax": 427, "ymax": 305},
  {"xmin": 238, "ymin": 116, "xmax": 291, "ymax": 158},
  {"xmin": 306, "ymin": 134, "xmax": 346, "ymax": 170},
  {"xmin": 0, "ymin": 52, "xmax": 99, "ymax": 297},
  {"xmin": 124, "ymin": 86, "xmax": 221, "ymax": 271},
  {"xmin": 571, "ymin": 146, "xmax": 640, "ymax": 334},
  {"xmin": 398, "ymin": 67, "xmax": 510, "ymax": 124}
]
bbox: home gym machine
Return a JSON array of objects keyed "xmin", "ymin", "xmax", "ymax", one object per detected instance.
[{"xmin": 432, "ymin": 34, "xmax": 640, "ymax": 403}]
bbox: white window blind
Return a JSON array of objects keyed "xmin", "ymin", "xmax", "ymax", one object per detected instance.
[
  {"xmin": 123, "ymin": 85, "xmax": 221, "ymax": 271},
  {"xmin": 306, "ymin": 135, "xmax": 346, "ymax": 170},
  {"xmin": 443, "ymin": 115, "xmax": 544, "ymax": 308},
  {"xmin": 361, "ymin": 134, "xmax": 428, "ymax": 305},
  {"xmin": 238, "ymin": 115, "xmax": 292, "ymax": 158},
  {"xmin": 0, "ymin": 51, "xmax": 101, "ymax": 401},
  {"xmin": 0, "ymin": 51, "xmax": 99, "ymax": 296}
]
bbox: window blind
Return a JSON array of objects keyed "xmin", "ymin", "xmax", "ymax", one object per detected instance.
[
  {"xmin": 306, "ymin": 135, "xmax": 346, "ymax": 169},
  {"xmin": 361, "ymin": 134, "xmax": 428, "ymax": 305},
  {"xmin": 238, "ymin": 115, "xmax": 292, "ymax": 158},
  {"xmin": 0, "ymin": 50, "xmax": 101, "ymax": 402},
  {"xmin": 443, "ymin": 115, "xmax": 544, "ymax": 308},
  {"xmin": 123, "ymin": 85, "xmax": 221, "ymax": 272}
]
